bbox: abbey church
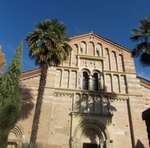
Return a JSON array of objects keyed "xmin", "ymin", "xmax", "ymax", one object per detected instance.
[{"xmin": 7, "ymin": 32, "xmax": 150, "ymax": 148}]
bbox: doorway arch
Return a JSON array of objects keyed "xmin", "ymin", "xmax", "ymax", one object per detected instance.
[
  {"xmin": 7, "ymin": 124, "xmax": 24, "ymax": 147},
  {"xmin": 71, "ymin": 119, "xmax": 112, "ymax": 148}
]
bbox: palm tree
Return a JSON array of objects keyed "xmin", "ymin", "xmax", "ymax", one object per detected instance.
[
  {"xmin": 130, "ymin": 16, "xmax": 150, "ymax": 66},
  {"xmin": 26, "ymin": 19, "xmax": 72, "ymax": 143}
]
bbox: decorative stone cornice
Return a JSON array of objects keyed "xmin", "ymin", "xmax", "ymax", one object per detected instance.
[
  {"xmin": 53, "ymin": 92, "xmax": 73, "ymax": 97},
  {"xmin": 103, "ymin": 70, "xmax": 136, "ymax": 75},
  {"xmin": 71, "ymin": 112, "xmax": 113, "ymax": 117}
]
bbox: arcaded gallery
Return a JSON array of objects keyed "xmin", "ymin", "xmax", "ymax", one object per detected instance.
[{"xmin": 7, "ymin": 32, "xmax": 150, "ymax": 148}]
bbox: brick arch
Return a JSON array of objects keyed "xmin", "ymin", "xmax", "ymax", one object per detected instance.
[
  {"xmin": 73, "ymin": 119, "xmax": 109, "ymax": 139},
  {"xmin": 95, "ymin": 43, "xmax": 103, "ymax": 56},
  {"xmin": 81, "ymin": 68, "xmax": 91, "ymax": 75},
  {"xmin": 118, "ymin": 54, "xmax": 124, "ymax": 71},
  {"xmin": 80, "ymin": 41, "xmax": 87, "ymax": 54},
  {"xmin": 72, "ymin": 119, "xmax": 112, "ymax": 147},
  {"xmin": 74, "ymin": 44, "xmax": 78, "ymax": 54},
  {"xmin": 111, "ymin": 51, "xmax": 117, "ymax": 71},
  {"xmin": 104, "ymin": 48, "xmax": 110, "ymax": 70},
  {"xmin": 88, "ymin": 41, "xmax": 94, "ymax": 56},
  {"xmin": 8, "ymin": 124, "xmax": 24, "ymax": 144},
  {"xmin": 92, "ymin": 69, "xmax": 101, "ymax": 75}
]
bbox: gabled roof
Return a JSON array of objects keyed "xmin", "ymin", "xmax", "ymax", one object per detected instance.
[
  {"xmin": 137, "ymin": 76, "xmax": 150, "ymax": 88},
  {"xmin": 69, "ymin": 32, "xmax": 131, "ymax": 53},
  {"xmin": 21, "ymin": 68, "xmax": 41, "ymax": 80}
]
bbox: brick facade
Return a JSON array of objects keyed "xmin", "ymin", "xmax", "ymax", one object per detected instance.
[{"xmin": 7, "ymin": 32, "xmax": 150, "ymax": 148}]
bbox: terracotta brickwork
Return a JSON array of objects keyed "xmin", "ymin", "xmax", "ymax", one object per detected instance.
[{"xmin": 8, "ymin": 33, "xmax": 150, "ymax": 148}]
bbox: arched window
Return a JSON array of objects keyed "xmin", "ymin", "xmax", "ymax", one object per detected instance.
[
  {"xmin": 96, "ymin": 44, "xmax": 103, "ymax": 56},
  {"xmin": 80, "ymin": 42, "xmax": 87, "ymax": 54},
  {"xmin": 92, "ymin": 73, "xmax": 98, "ymax": 91},
  {"xmin": 82, "ymin": 72, "xmax": 89, "ymax": 90}
]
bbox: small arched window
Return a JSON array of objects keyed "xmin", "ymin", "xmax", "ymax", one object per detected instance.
[
  {"xmin": 82, "ymin": 72, "xmax": 89, "ymax": 90},
  {"xmin": 92, "ymin": 73, "xmax": 98, "ymax": 91}
]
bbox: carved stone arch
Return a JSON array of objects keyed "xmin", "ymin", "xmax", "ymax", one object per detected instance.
[
  {"xmin": 92, "ymin": 69, "xmax": 101, "ymax": 75},
  {"xmin": 88, "ymin": 41, "xmax": 94, "ymax": 56},
  {"xmin": 8, "ymin": 123, "xmax": 24, "ymax": 146},
  {"xmin": 73, "ymin": 119, "xmax": 109, "ymax": 139},
  {"xmin": 78, "ymin": 69, "xmax": 91, "ymax": 90},
  {"xmin": 95, "ymin": 43, "xmax": 103, "ymax": 56},
  {"xmin": 80, "ymin": 123, "xmax": 107, "ymax": 142},
  {"xmin": 72, "ymin": 119, "xmax": 112, "ymax": 148},
  {"xmin": 81, "ymin": 68, "xmax": 91, "ymax": 75},
  {"xmin": 80, "ymin": 41, "xmax": 87, "ymax": 54}
]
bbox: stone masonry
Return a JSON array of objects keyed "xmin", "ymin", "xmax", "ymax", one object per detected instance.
[{"xmin": 7, "ymin": 32, "xmax": 150, "ymax": 148}]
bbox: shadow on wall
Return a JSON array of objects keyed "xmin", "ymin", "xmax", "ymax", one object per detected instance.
[
  {"xmin": 74, "ymin": 86, "xmax": 117, "ymax": 115},
  {"xmin": 70, "ymin": 86, "xmax": 117, "ymax": 147},
  {"xmin": 18, "ymin": 85, "xmax": 34, "ymax": 120},
  {"xmin": 135, "ymin": 139, "xmax": 145, "ymax": 148}
]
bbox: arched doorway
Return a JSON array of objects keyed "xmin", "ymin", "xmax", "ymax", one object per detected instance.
[
  {"xmin": 7, "ymin": 125, "xmax": 23, "ymax": 147},
  {"xmin": 81, "ymin": 127, "xmax": 105, "ymax": 148},
  {"xmin": 71, "ymin": 119, "xmax": 111, "ymax": 148}
]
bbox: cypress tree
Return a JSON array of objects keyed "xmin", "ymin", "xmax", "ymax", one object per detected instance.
[
  {"xmin": 0, "ymin": 42, "xmax": 23, "ymax": 147},
  {"xmin": 0, "ymin": 46, "xmax": 6, "ymax": 75}
]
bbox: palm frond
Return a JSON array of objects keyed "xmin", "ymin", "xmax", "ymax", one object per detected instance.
[
  {"xmin": 140, "ymin": 52, "xmax": 150, "ymax": 66},
  {"xmin": 130, "ymin": 16, "xmax": 150, "ymax": 66},
  {"xmin": 26, "ymin": 19, "xmax": 72, "ymax": 67}
]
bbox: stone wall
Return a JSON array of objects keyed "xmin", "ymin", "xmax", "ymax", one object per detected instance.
[{"xmin": 8, "ymin": 32, "xmax": 150, "ymax": 148}]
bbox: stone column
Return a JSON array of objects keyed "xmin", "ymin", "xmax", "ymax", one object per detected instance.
[
  {"xmin": 68, "ymin": 70, "xmax": 71, "ymax": 88},
  {"xmin": 98, "ymin": 73, "xmax": 104, "ymax": 91},
  {"xmin": 70, "ymin": 50, "xmax": 73, "ymax": 67},
  {"xmin": 111, "ymin": 74, "xmax": 113, "ymax": 92},
  {"xmin": 89, "ymin": 75, "xmax": 93, "ymax": 90},
  {"xmin": 116, "ymin": 54, "xmax": 119, "ymax": 71},
  {"xmin": 103, "ymin": 72, "xmax": 106, "ymax": 91},
  {"xmin": 77, "ymin": 55, "xmax": 80, "ymax": 67},
  {"xmin": 86, "ymin": 44, "xmax": 88, "ymax": 55},
  {"xmin": 118, "ymin": 74, "xmax": 121, "ymax": 93},
  {"xmin": 60, "ymin": 69, "xmax": 63, "ymax": 87},
  {"xmin": 108, "ymin": 51, "xmax": 111, "ymax": 70}
]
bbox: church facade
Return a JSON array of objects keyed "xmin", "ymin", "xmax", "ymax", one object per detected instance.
[{"xmin": 8, "ymin": 32, "xmax": 150, "ymax": 148}]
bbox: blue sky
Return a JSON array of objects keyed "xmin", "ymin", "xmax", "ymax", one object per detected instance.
[{"xmin": 0, "ymin": 0, "xmax": 150, "ymax": 80}]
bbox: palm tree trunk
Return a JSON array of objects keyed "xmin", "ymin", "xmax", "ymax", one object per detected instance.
[{"xmin": 30, "ymin": 64, "xmax": 48, "ymax": 143}]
